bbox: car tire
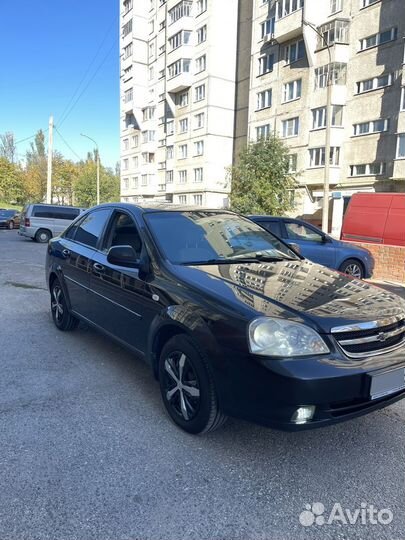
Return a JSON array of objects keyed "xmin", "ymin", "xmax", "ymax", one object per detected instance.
[
  {"xmin": 50, "ymin": 279, "xmax": 79, "ymax": 331},
  {"xmin": 159, "ymin": 335, "xmax": 227, "ymax": 434},
  {"xmin": 8, "ymin": 221, "xmax": 14, "ymax": 230},
  {"xmin": 35, "ymin": 229, "xmax": 52, "ymax": 243},
  {"xmin": 339, "ymin": 259, "xmax": 364, "ymax": 279}
]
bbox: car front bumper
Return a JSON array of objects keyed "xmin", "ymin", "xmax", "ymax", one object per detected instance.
[{"xmin": 214, "ymin": 344, "xmax": 405, "ymax": 430}]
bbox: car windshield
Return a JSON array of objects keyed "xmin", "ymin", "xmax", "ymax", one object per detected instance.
[
  {"xmin": 144, "ymin": 211, "xmax": 299, "ymax": 265},
  {"xmin": 0, "ymin": 210, "xmax": 14, "ymax": 218}
]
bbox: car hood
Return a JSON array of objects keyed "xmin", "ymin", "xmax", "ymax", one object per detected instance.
[{"xmin": 173, "ymin": 259, "xmax": 405, "ymax": 333}]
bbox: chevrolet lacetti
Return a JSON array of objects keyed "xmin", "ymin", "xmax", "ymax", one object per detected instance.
[{"xmin": 46, "ymin": 204, "xmax": 405, "ymax": 434}]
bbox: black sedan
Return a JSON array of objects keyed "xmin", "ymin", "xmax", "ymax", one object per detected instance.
[
  {"xmin": 0, "ymin": 210, "xmax": 20, "ymax": 229},
  {"xmin": 46, "ymin": 204, "xmax": 405, "ymax": 434}
]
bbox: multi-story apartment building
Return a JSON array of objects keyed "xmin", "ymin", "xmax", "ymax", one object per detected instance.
[
  {"xmin": 120, "ymin": 0, "xmax": 252, "ymax": 208},
  {"xmin": 120, "ymin": 0, "xmax": 405, "ymax": 231},
  {"xmin": 250, "ymin": 0, "xmax": 405, "ymax": 233}
]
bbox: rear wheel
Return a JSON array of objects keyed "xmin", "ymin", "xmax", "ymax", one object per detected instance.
[
  {"xmin": 50, "ymin": 279, "xmax": 79, "ymax": 331},
  {"xmin": 159, "ymin": 335, "xmax": 227, "ymax": 434},
  {"xmin": 36, "ymin": 229, "xmax": 52, "ymax": 243},
  {"xmin": 339, "ymin": 258, "xmax": 364, "ymax": 279}
]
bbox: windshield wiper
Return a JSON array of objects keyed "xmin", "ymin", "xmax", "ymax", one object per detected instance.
[{"xmin": 180, "ymin": 254, "xmax": 295, "ymax": 266}]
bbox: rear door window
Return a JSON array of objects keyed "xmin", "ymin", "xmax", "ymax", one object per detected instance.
[
  {"xmin": 32, "ymin": 205, "xmax": 81, "ymax": 220},
  {"xmin": 74, "ymin": 209, "xmax": 111, "ymax": 248},
  {"xmin": 257, "ymin": 220, "xmax": 282, "ymax": 238}
]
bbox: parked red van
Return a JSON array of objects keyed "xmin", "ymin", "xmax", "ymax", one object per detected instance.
[{"xmin": 341, "ymin": 193, "xmax": 405, "ymax": 247}]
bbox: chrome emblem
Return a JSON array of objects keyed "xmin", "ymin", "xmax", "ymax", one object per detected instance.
[{"xmin": 377, "ymin": 332, "xmax": 387, "ymax": 343}]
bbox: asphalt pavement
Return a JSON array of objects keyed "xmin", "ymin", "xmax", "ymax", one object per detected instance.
[{"xmin": 0, "ymin": 229, "xmax": 404, "ymax": 540}]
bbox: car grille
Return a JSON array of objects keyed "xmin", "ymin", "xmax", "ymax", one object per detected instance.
[{"xmin": 332, "ymin": 317, "xmax": 405, "ymax": 358}]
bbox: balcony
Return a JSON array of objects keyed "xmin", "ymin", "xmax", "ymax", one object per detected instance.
[
  {"xmin": 274, "ymin": 9, "xmax": 303, "ymax": 43},
  {"xmin": 166, "ymin": 72, "xmax": 192, "ymax": 93}
]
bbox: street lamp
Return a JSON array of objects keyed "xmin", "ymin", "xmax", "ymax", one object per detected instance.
[
  {"xmin": 303, "ymin": 20, "xmax": 333, "ymax": 233},
  {"xmin": 81, "ymin": 133, "xmax": 100, "ymax": 205}
]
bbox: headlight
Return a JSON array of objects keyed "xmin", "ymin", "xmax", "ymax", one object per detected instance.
[{"xmin": 248, "ymin": 317, "xmax": 330, "ymax": 357}]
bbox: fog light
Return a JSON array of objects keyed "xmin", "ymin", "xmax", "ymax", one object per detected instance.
[{"xmin": 291, "ymin": 406, "xmax": 315, "ymax": 424}]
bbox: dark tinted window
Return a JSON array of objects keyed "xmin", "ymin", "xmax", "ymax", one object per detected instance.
[
  {"xmin": 285, "ymin": 222, "xmax": 323, "ymax": 242},
  {"xmin": 74, "ymin": 209, "xmax": 111, "ymax": 248},
  {"xmin": 257, "ymin": 220, "xmax": 282, "ymax": 237},
  {"xmin": 32, "ymin": 205, "xmax": 81, "ymax": 220}
]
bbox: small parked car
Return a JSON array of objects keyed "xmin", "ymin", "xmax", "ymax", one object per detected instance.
[
  {"xmin": 19, "ymin": 204, "xmax": 84, "ymax": 243},
  {"xmin": 46, "ymin": 204, "xmax": 405, "ymax": 434},
  {"xmin": 249, "ymin": 215, "xmax": 374, "ymax": 279},
  {"xmin": 0, "ymin": 209, "xmax": 21, "ymax": 229}
]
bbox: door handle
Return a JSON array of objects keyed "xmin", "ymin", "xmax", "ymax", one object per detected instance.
[
  {"xmin": 62, "ymin": 249, "xmax": 71, "ymax": 258},
  {"xmin": 93, "ymin": 262, "xmax": 105, "ymax": 273}
]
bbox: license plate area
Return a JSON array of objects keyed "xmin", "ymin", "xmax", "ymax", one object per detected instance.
[{"xmin": 370, "ymin": 367, "xmax": 405, "ymax": 400}]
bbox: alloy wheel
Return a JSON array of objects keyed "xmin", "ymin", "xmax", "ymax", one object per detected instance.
[
  {"xmin": 51, "ymin": 286, "xmax": 64, "ymax": 323},
  {"xmin": 345, "ymin": 264, "xmax": 362, "ymax": 279},
  {"xmin": 163, "ymin": 351, "xmax": 201, "ymax": 421}
]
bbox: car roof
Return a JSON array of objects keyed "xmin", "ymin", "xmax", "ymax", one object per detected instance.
[{"xmin": 94, "ymin": 202, "xmax": 234, "ymax": 214}]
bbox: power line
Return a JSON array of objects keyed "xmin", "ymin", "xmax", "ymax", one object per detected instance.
[
  {"xmin": 58, "ymin": 40, "xmax": 117, "ymax": 129},
  {"xmin": 15, "ymin": 128, "xmax": 48, "ymax": 146},
  {"xmin": 57, "ymin": 17, "xmax": 117, "ymax": 126},
  {"xmin": 54, "ymin": 126, "xmax": 82, "ymax": 161}
]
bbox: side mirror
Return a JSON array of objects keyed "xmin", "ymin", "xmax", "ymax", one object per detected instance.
[
  {"xmin": 288, "ymin": 242, "xmax": 301, "ymax": 254},
  {"xmin": 107, "ymin": 245, "xmax": 139, "ymax": 268},
  {"xmin": 322, "ymin": 235, "xmax": 332, "ymax": 243}
]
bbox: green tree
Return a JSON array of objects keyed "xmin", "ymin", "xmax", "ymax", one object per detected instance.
[
  {"xmin": 74, "ymin": 153, "xmax": 120, "ymax": 208},
  {"xmin": 0, "ymin": 157, "xmax": 26, "ymax": 204},
  {"xmin": 25, "ymin": 130, "xmax": 48, "ymax": 202},
  {"xmin": 0, "ymin": 132, "xmax": 17, "ymax": 163},
  {"xmin": 229, "ymin": 136, "xmax": 296, "ymax": 215}
]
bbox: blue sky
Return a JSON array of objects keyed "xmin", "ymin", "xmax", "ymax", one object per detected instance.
[{"xmin": 0, "ymin": 1, "xmax": 120, "ymax": 169}]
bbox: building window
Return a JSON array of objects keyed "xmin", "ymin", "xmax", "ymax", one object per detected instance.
[
  {"xmin": 123, "ymin": 177, "xmax": 129, "ymax": 190},
  {"xmin": 193, "ymin": 194, "xmax": 203, "ymax": 206},
  {"xmin": 257, "ymin": 89, "xmax": 272, "ymax": 110},
  {"xmin": 401, "ymin": 87, "xmax": 405, "ymax": 111},
  {"xmin": 132, "ymin": 135, "xmax": 139, "ymax": 147},
  {"xmin": 168, "ymin": 58, "xmax": 191, "ymax": 79},
  {"xmin": 122, "ymin": 19, "xmax": 133, "ymax": 38},
  {"xmin": 195, "ymin": 54, "xmax": 206, "ymax": 73},
  {"xmin": 124, "ymin": 88, "xmax": 133, "ymax": 103},
  {"xmin": 315, "ymin": 62, "xmax": 347, "ymax": 88},
  {"xmin": 259, "ymin": 53, "xmax": 274, "ymax": 75},
  {"xmin": 123, "ymin": 159, "xmax": 129, "ymax": 170},
  {"xmin": 142, "ymin": 130, "xmax": 155, "ymax": 143},
  {"xmin": 196, "ymin": 0, "xmax": 207, "ymax": 15},
  {"xmin": 353, "ymin": 119, "xmax": 389, "ymax": 136},
  {"xmin": 132, "ymin": 176, "xmax": 138, "ymax": 189},
  {"xmin": 276, "ymin": 0, "xmax": 304, "ymax": 19},
  {"xmin": 256, "ymin": 124, "xmax": 271, "ymax": 140},
  {"xmin": 194, "ymin": 140, "xmax": 204, "ymax": 156},
  {"xmin": 178, "ymin": 195, "xmax": 187, "ymax": 204},
  {"xmin": 312, "ymin": 105, "xmax": 343, "ymax": 129},
  {"xmin": 360, "ymin": 28, "xmax": 397, "ymax": 51},
  {"xmin": 284, "ymin": 40, "xmax": 305, "ymax": 64},
  {"xmin": 356, "ymin": 73, "xmax": 393, "ymax": 94},
  {"xmin": 195, "ymin": 84, "xmax": 206, "ymax": 101},
  {"xmin": 142, "ymin": 106, "xmax": 155, "ymax": 121},
  {"xmin": 194, "ymin": 112, "xmax": 205, "ymax": 129},
  {"xmin": 309, "ymin": 147, "xmax": 340, "ymax": 167},
  {"xmin": 141, "ymin": 174, "xmax": 148, "ymax": 186},
  {"xmin": 168, "ymin": 0, "xmax": 192, "ymax": 24},
  {"xmin": 282, "ymin": 79, "xmax": 302, "ymax": 102},
  {"xmin": 123, "ymin": 43, "xmax": 133, "ymax": 59},
  {"xmin": 179, "ymin": 170, "xmax": 187, "ymax": 184},
  {"xmin": 179, "ymin": 118, "xmax": 189, "ymax": 133},
  {"xmin": 397, "ymin": 134, "xmax": 405, "ymax": 158},
  {"xmin": 142, "ymin": 152, "xmax": 155, "ymax": 164},
  {"xmin": 178, "ymin": 144, "xmax": 188, "ymax": 159},
  {"xmin": 166, "ymin": 146, "xmax": 174, "ymax": 159},
  {"xmin": 261, "ymin": 18, "xmax": 275, "ymax": 39},
  {"xmin": 288, "ymin": 154, "xmax": 298, "ymax": 173},
  {"xmin": 166, "ymin": 170, "xmax": 174, "ymax": 183},
  {"xmin": 197, "ymin": 25, "xmax": 207, "ymax": 44},
  {"xmin": 132, "ymin": 156, "xmax": 139, "ymax": 168},
  {"xmin": 166, "ymin": 120, "xmax": 174, "ymax": 136},
  {"xmin": 318, "ymin": 20, "xmax": 349, "ymax": 48},
  {"xmin": 123, "ymin": 0, "xmax": 133, "ymax": 15},
  {"xmin": 168, "ymin": 30, "xmax": 192, "ymax": 51},
  {"xmin": 350, "ymin": 163, "xmax": 386, "ymax": 176},
  {"xmin": 194, "ymin": 168, "xmax": 204, "ymax": 183},
  {"xmin": 282, "ymin": 117, "xmax": 299, "ymax": 138},
  {"xmin": 330, "ymin": 0, "xmax": 342, "ymax": 13},
  {"xmin": 123, "ymin": 138, "xmax": 129, "ymax": 151}
]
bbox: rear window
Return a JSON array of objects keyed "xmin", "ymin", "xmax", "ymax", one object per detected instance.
[
  {"xmin": 32, "ymin": 205, "xmax": 81, "ymax": 220},
  {"xmin": 257, "ymin": 220, "xmax": 282, "ymax": 238}
]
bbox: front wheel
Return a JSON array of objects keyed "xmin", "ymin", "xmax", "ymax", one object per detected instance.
[
  {"xmin": 50, "ymin": 279, "xmax": 79, "ymax": 331},
  {"xmin": 8, "ymin": 221, "xmax": 14, "ymax": 230},
  {"xmin": 159, "ymin": 335, "xmax": 227, "ymax": 434},
  {"xmin": 339, "ymin": 259, "xmax": 364, "ymax": 279}
]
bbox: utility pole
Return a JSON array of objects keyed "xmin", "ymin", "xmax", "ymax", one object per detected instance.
[
  {"xmin": 46, "ymin": 115, "xmax": 54, "ymax": 204},
  {"xmin": 81, "ymin": 133, "xmax": 100, "ymax": 205}
]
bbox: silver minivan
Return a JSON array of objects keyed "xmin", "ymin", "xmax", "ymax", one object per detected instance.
[{"xmin": 19, "ymin": 204, "xmax": 84, "ymax": 243}]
